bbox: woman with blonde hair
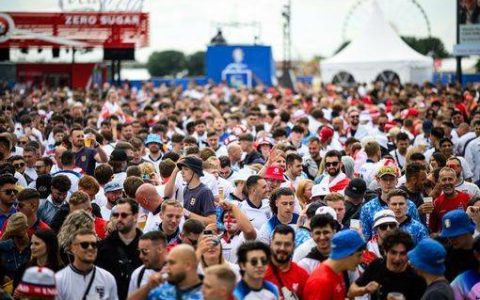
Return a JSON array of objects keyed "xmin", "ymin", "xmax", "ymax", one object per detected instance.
[
  {"xmin": 296, "ymin": 179, "xmax": 314, "ymax": 208},
  {"xmin": 57, "ymin": 210, "xmax": 94, "ymax": 263}
]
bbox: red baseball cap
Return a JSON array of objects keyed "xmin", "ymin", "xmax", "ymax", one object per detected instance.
[{"xmin": 319, "ymin": 126, "xmax": 334, "ymax": 143}]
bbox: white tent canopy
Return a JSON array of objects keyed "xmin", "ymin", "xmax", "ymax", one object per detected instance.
[{"xmin": 321, "ymin": 2, "xmax": 433, "ymax": 85}]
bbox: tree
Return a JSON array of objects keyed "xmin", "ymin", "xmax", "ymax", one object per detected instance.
[
  {"xmin": 401, "ymin": 36, "xmax": 449, "ymax": 58},
  {"xmin": 146, "ymin": 50, "xmax": 187, "ymax": 77},
  {"xmin": 187, "ymin": 51, "xmax": 205, "ymax": 76}
]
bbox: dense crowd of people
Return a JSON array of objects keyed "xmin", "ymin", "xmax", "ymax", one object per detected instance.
[{"xmin": 0, "ymin": 79, "xmax": 479, "ymax": 299}]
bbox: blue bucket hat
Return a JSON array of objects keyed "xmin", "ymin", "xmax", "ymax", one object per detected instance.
[
  {"xmin": 330, "ymin": 229, "xmax": 366, "ymax": 260},
  {"xmin": 440, "ymin": 209, "xmax": 476, "ymax": 238},
  {"xmin": 408, "ymin": 238, "xmax": 446, "ymax": 276},
  {"xmin": 145, "ymin": 134, "xmax": 162, "ymax": 146}
]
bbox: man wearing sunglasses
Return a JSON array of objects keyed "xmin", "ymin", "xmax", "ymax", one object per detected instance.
[
  {"xmin": 346, "ymin": 108, "xmax": 369, "ymax": 140},
  {"xmin": 56, "ymin": 228, "xmax": 118, "ymax": 300},
  {"xmin": 366, "ymin": 209, "xmax": 399, "ymax": 258},
  {"xmin": 313, "ymin": 150, "xmax": 350, "ymax": 195},
  {"xmin": 97, "ymin": 198, "xmax": 143, "ymax": 300},
  {"xmin": 234, "ymin": 241, "xmax": 279, "ymax": 300},
  {"xmin": 0, "ymin": 174, "xmax": 18, "ymax": 230}
]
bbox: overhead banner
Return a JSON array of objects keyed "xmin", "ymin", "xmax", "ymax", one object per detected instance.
[
  {"xmin": 454, "ymin": 1, "xmax": 480, "ymax": 55},
  {"xmin": 206, "ymin": 45, "xmax": 276, "ymax": 88},
  {"xmin": 0, "ymin": 12, "xmax": 149, "ymax": 48}
]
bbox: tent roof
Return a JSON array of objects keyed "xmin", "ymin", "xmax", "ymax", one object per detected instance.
[{"xmin": 324, "ymin": 2, "xmax": 432, "ymax": 64}]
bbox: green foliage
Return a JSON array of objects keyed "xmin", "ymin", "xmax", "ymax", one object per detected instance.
[
  {"xmin": 401, "ymin": 36, "xmax": 449, "ymax": 58},
  {"xmin": 146, "ymin": 50, "xmax": 187, "ymax": 77},
  {"xmin": 186, "ymin": 51, "xmax": 206, "ymax": 76}
]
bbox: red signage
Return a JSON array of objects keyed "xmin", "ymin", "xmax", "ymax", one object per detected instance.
[{"xmin": 0, "ymin": 12, "xmax": 149, "ymax": 48}]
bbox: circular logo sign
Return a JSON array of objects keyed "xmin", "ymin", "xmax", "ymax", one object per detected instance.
[{"xmin": 0, "ymin": 13, "xmax": 14, "ymax": 43}]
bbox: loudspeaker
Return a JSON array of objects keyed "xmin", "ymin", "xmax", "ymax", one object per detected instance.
[
  {"xmin": 0, "ymin": 49, "xmax": 9, "ymax": 61},
  {"xmin": 104, "ymin": 48, "xmax": 135, "ymax": 60}
]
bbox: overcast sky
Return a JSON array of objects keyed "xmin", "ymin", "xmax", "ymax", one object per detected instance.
[{"xmin": 2, "ymin": 0, "xmax": 455, "ymax": 63}]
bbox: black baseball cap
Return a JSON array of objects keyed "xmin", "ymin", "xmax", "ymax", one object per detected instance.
[{"xmin": 345, "ymin": 178, "xmax": 367, "ymax": 199}]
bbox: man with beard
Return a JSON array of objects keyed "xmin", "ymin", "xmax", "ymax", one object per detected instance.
[
  {"xmin": 0, "ymin": 174, "xmax": 18, "ymax": 229},
  {"xmin": 37, "ymin": 175, "xmax": 71, "ymax": 225},
  {"xmin": 55, "ymin": 229, "xmax": 118, "ymax": 300},
  {"xmin": 119, "ymin": 123, "xmax": 134, "ymax": 142},
  {"xmin": 96, "ymin": 198, "xmax": 143, "ymax": 300},
  {"xmin": 283, "ymin": 153, "xmax": 304, "ymax": 190},
  {"xmin": 429, "ymin": 167, "xmax": 471, "ymax": 233},
  {"xmin": 303, "ymin": 137, "xmax": 322, "ymax": 180},
  {"xmin": 70, "ymin": 127, "xmax": 108, "ymax": 176},
  {"xmin": 128, "ymin": 231, "xmax": 168, "ymax": 296},
  {"xmin": 100, "ymin": 181, "xmax": 123, "ymax": 220},
  {"xmin": 389, "ymin": 132, "xmax": 410, "ymax": 172},
  {"xmin": 345, "ymin": 108, "xmax": 369, "ymax": 140},
  {"xmin": 144, "ymin": 244, "xmax": 203, "ymax": 300},
  {"xmin": 234, "ymin": 241, "xmax": 279, "ymax": 299},
  {"xmin": 313, "ymin": 150, "xmax": 350, "ymax": 194},
  {"xmin": 265, "ymin": 225, "xmax": 309, "ymax": 299},
  {"xmin": 143, "ymin": 134, "xmax": 163, "ymax": 173},
  {"xmin": 348, "ymin": 230, "xmax": 426, "ymax": 299}
]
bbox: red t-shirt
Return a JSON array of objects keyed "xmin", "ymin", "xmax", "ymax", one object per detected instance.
[
  {"xmin": 303, "ymin": 262, "xmax": 346, "ymax": 300},
  {"xmin": 264, "ymin": 262, "xmax": 309, "ymax": 299},
  {"xmin": 429, "ymin": 191, "xmax": 470, "ymax": 233},
  {"xmin": 0, "ymin": 218, "xmax": 50, "ymax": 238}
]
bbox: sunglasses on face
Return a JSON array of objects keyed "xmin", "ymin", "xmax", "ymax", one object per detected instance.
[
  {"xmin": 13, "ymin": 163, "xmax": 25, "ymax": 168},
  {"xmin": 350, "ymin": 115, "xmax": 360, "ymax": 119},
  {"xmin": 111, "ymin": 212, "xmax": 132, "ymax": 219},
  {"xmin": 378, "ymin": 223, "xmax": 397, "ymax": 231},
  {"xmin": 325, "ymin": 162, "xmax": 339, "ymax": 167},
  {"xmin": 248, "ymin": 257, "xmax": 268, "ymax": 267},
  {"xmin": 1, "ymin": 189, "xmax": 18, "ymax": 196},
  {"xmin": 76, "ymin": 241, "xmax": 98, "ymax": 250}
]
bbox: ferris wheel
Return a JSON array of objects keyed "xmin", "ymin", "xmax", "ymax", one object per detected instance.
[{"xmin": 342, "ymin": 0, "xmax": 431, "ymax": 42}]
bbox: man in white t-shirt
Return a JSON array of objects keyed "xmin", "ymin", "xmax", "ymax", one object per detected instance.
[
  {"xmin": 128, "ymin": 231, "xmax": 168, "ymax": 296},
  {"xmin": 55, "ymin": 229, "xmax": 118, "ymax": 300}
]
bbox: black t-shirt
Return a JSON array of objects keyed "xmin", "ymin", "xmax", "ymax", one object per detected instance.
[
  {"xmin": 421, "ymin": 280, "xmax": 454, "ymax": 300},
  {"xmin": 343, "ymin": 200, "xmax": 362, "ymax": 227},
  {"xmin": 356, "ymin": 258, "xmax": 426, "ymax": 300},
  {"xmin": 445, "ymin": 246, "xmax": 478, "ymax": 282}
]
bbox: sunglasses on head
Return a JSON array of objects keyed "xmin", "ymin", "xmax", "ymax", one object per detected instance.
[
  {"xmin": 1, "ymin": 189, "xmax": 18, "ymax": 196},
  {"xmin": 325, "ymin": 162, "xmax": 339, "ymax": 167},
  {"xmin": 76, "ymin": 241, "xmax": 98, "ymax": 250},
  {"xmin": 248, "ymin": 257, "xmax": 268, "ymax": 267},
  {"xmin": 378, "ymin": 223, "xmax": 397, "ymax": 231},
  {"xmin": 111, "ymin": 212, "xmax": 132, "ymax": 219}
]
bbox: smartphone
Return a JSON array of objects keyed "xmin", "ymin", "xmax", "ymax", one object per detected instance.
[{"xmin": 203, "ymin": 230, "xmax": 214, "ymax": 235}]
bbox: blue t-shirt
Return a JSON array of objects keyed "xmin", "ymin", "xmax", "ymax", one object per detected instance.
[
  {"xmin": 233, "ymin": 280, "xmax": 279, "ymax": 300},
  {"xmin": 0, "ymin": 206, "xmax": 16, "ymax": 230},
  {"xmin": 147, "ymin": 282, "xmax": 203, "ymax": 300},
  {"xmin": 74, "ymin": 147, "xmax": 97, "ymax": 176}
]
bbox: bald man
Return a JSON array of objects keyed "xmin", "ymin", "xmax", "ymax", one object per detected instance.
[
  {"xmin": 203, "ymin": 265, "xmax": 237, "ymax": 300},
  {"xmin": 52, "ymin": 145, "xmax": 68, "ymax": 173},
  {"xmin": 128, "ymin": 245, "xmax": 202, "ymax": 300},
  {"xmin": 227, "ymin": 143, "xmax": 243, "ymax": 172},
  {"xmin": 135, "ymin": 183, "xmax": 164, "ymax": 232}
]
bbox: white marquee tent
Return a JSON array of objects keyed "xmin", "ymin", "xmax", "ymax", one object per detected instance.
[{"xmin": 321, "ymin": 2, "xmax": 433, "ymax": 85}]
